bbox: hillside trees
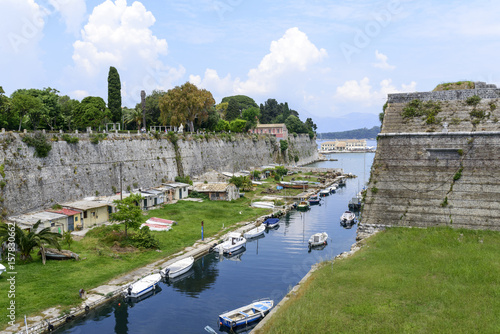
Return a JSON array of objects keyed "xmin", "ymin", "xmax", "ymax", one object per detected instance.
[
  {"xmin": 241, "ymin": 106, "xmax": 261, "ymax": 130},
  {"xmin": 159, "ymin": 82, "xmax": 215, "ymax": 132},
  {"xmin": 107, "ymin": 66, "xmax": 122, "ymax": 123},
  {"xmin": 11, "ymin": 92, "xmax": 43, "ymax": 131}
]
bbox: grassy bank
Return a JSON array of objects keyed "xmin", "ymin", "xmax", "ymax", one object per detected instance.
[
  {"xmin": 258, "ymin": 227, "xmax": 500, "ymax": 333},
  {"xmin": 0, "ymin": 198, "xmax": 269, "ymax": 328}
]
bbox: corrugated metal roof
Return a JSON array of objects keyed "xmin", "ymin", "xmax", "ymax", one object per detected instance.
[
  {"xmin": 193, "ymin": 183, "xmax": 232, "ymax": 192},
  {"xmin": 61, "ymin": 200, "xmax": 109, "ymax": 210},
  {"xmin": 49, "ymin": 208, "xmax": 81, "ymax": 216}
]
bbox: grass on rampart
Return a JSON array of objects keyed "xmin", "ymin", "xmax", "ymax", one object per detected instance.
[
  {"xmin": 0, "ymin": 198, "xmax": 269, "ymax": 328},
  {"xmin": 258, "ymin": 227, "xmax": 500, "ymax": 334}
]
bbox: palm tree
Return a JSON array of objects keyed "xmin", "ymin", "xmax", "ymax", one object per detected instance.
[
  {"xmin": 0, "ymin": 221, "xmax": 62, "ymax": 265},
  {"xmin": 123, "ymin": 107, "xmax": 143, "ymax": 130}
]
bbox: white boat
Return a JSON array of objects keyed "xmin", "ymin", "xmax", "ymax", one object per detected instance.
[
  {"xmin": 341, "ymin": 210, "xmax": 356, "ymax": 223},
  {"xmin": 262, "ymin": 217, "xmax": 280, "ymax": 228},
  {"xmin": 124, "ymin": 273, "xmax": 162, "ymax": 298},
  {"xmin": 243, "ymin": 225, "xmax": 266, "ymax": 239},
  {"xmin": 160, "ymin": 256, "xmax": 195, "ymax": 279},
  {"xmin": 219, "ymin": 299, "xmax": 274, "ymax": 328},
  {"xmin": 141, "ymin": 217, "xmax": 177, "ymax": 231},
  {"xmin": 213, "ymin": 232, "xmax": 247, "ymax": 254},
  {"xmin": 308, "ymin": 232, "xmax": 328, "ymax": 247},
  {"xmin": 319, "ymin": 189, "xmax": 330, "ymax": 196},
  {"xmin": 0, "ymin": 263, "xmax": 5, "ymax": 276},
  {"xmin": 251, "ymin": 201, "xmax": 274, "ymax": 209},
  {"xmin": 328, "ymin": 184, "xmax": 337, "ymax": 193}
]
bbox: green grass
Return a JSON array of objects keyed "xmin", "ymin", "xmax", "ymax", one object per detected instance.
[
  {"xmin": 258, "ymin": 227, "xmax": 500, "ymax": 334},
  {"xmin": 0, "ymin": 198, "xmax": 269, "ymax": 328}
]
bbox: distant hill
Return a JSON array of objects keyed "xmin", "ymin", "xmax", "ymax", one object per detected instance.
[{"xmin": 317, "ymin": 126, "xmax": 380, "ymax": 140}]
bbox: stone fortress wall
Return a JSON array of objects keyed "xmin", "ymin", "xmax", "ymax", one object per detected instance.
[
  {"xmin": 362, "ymin": 82, "xmax": 500, "ymax": 230},
  {"xmin": 0, "ymin": 133, "xmax": 318, "ymax": 215}
]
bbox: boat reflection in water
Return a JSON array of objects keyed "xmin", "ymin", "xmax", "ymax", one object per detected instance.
[
  {"xmin": 217, "ymin": 246, "xmax": 246, "ymax": 262},
  {"xmin": 340, "ymin": 220, "xmax": 357, "ymax": 229},
  {"xmin": 218, "ymin": 320, "xmax": 258, "ymax": 333},
  {"xmin": 125, "ymin": 285, "xmax": 162, "ymax": 306}
]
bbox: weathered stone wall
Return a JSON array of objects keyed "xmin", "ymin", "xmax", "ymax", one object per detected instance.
[
  {"xmin": 0, "ymin": 133, "xmax": 318, "ymax": 215},
  {"xmin": 363, "ymin": 84, "xmax": 500, "ymax": 231}
]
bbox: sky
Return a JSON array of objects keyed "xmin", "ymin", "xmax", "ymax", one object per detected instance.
[{"xmin": 1, "ymin": 0, "xmax": 500, "ymax": 132}]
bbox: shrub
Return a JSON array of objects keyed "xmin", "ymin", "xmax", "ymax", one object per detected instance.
[
  {"xmin": 280, "ymin": 140, "xmax": 289, "ymax": 152},
  {"xmin": 61, "ymin": 134, "xmax": 79, "ymax": 144},
  {"xmin": 175, "ymin": 175, "xmax": 193, "ymax": 185},
  {"xmin": 465, "ymin": 95, "xmax": 481, "ymax": 106},
  {"xmin": 22, "ymin": 133, "xmax": 52, "ymax": 157},
  {"xmin": 129, "ymin": 226, "xmax": 160, "ymax": 249},
  {"xmin": 188, "ymin": 190, "xmax": 209, "ymax": 200},
  {"xmin": 89, "ymin": 133, "xmax": 107, "ymax": 144}
]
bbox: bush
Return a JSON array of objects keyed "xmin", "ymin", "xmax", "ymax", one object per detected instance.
[
  {"xmin": 188, "ymin": 190, "xmax": 209, "ymax": 200},
  {"xmin": 61, "ymin": 134, "xmax": 79, "ymax": 144},
  {"xmin": 465, "ymin": 95, "xmax": 481, "ymax": 106},
  {"xmin": 22, "ymin": 133, "xmax": 52, "ymax": 157},
  {"xmin": 175, "ymin": 175, "xmax": 193, "ymax": 185},
  {"xmin": 129, "ymin": 226, "xmax": 160, "ymax": 249},
  {"xmin": 280, "ymin": 140, "xmax": 289, "ymax": 152},
  {"xmin": 89, "ymin": 133, "xmax": 107, "ymax": 144}
]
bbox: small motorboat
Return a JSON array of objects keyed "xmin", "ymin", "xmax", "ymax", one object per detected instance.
[
  {"xmin": 44, "ymin": 248, "xmax": 79, "ymax": 260},
  {"xmin": 141, "ymin": 217, "xmax": 177, "ymax": 231},
  {"xmin": 243, "ymin": 225, "xmax": 266, "ymax": 239},
  {"xmin": 219, "ymin": 299, "xmax": 274, "ymax": 329},
  {"xmin": 308, "ymin": 232, "xmax": 328, "ymax": 247},
  {"xmin": 0, "ymin": 263, "xmax": 5, "ymax": 276},
  {"xmin": 262, "ymin": 217, "xmax": 280, "ymax": 228},
  {"xmin": 319, "ymin": 189, "xmax": 330, "ymax": 197},
  {"xmin": 340, "ymin": 211, "xmax": 356, "ymax": 223},
  {"xmin": 308, "ymin": 195, "xmax": 320, "ymax": 205},
  {"xmin": 296, "ymin": 201, "xmax": 310, "ymax": 211},
  {"xmin": 328, "ymin": 185, "xmax": 337, "ymax": 193},
  {"xmin": 160, "ymin": 256, "xmax": 195, "ymax": 279},
  {"xmin": 124, "ymin": 273, "xmax": 162, "ymax": 298},
  {"xmin": 213, "ymin": 232, "xmax": 247, "ymax": 254}
]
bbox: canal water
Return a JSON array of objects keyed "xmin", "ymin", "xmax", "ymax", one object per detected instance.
[{"xmin": 56, "ymin": 152, "xmax": 374, "ymax": 334}]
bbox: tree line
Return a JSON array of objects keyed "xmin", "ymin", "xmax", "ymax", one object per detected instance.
[{"xmin": 0, "ymin": 68, "xmax": 316, "ymax": 135}]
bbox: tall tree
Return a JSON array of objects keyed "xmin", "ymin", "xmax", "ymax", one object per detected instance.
[
  {"xmin": 10, "ymin": 93, "xmax": 42, "ymax": 131},
  {"xmin": 108, "ymin": 66, "xmax": 122, "ymax": 123},
  {"xmin": 110, "ymin": 194, "xmax": 144, "ymax": 239},
  {"xmin": 225, "ymin": 99, "xmax": 240, "ymax": 121},
  {"xmin": 241, "ymin": 106, "xmax": 261, "ymax": 130},
  {"xmin": 221, "ymin": 95, "xmax": 258, "ymax": 111},
  {"xmin": 159, "ymin": 82, "xmax": 215, "ymax": 132},
  {"xmin": 73, "ymin": 96, "xmax": 110, "ymax": 129}
]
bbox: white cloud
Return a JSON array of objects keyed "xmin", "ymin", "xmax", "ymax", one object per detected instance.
[
  {"xmin": 49, "ymin": 0, "xmax": 87, "ymax": 35},
  {"xmin": 335, "ymin": 77, "xmax": 416, "ymax": 106},
  {"xmin": 70, "ymin": 0, "xmax": 185, "ymax": 105},
  {"xmin": 191, "ymin": 27, "xmax": 327, "ymax": 99},
  {"xmin": 0, "ymin": 0, "xmax": 47, "ymax": 54},
  {"xmin": 72, "ymin": 89, "xmax": 89, "ymax": 100},
  {"xmin": 373, "ymin": 50, "xmax": 395, "ymax": 70}
]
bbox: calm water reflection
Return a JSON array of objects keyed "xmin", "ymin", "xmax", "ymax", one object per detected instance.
[{"xmin": 56, "ymin": 153, "xmax": 374, "ymax": 334}]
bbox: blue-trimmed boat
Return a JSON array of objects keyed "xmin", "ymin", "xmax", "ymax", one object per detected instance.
[
  {"xmin": 308, "ymin": 194, "xmax": 320, "ymax": 205},
  {"xmin": 218, "ymin": 299, "xmax": 274, "ymax": 329},
  {"xmin": 262, "ymin": 218, "xmax": 280, "ymax": 228},
  {"xmin": 124, "ymin": 273, "xmax": 162, "ymax": 298}
]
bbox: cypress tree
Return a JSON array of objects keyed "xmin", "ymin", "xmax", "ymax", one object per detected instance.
[{"xmin": 107, "ymin": 66, "xmax": 122, "ymax": 123}]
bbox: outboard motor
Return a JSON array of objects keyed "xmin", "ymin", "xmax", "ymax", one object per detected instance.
[{"xmin": 127, "ymin": 286, "xmax": 132, "ymax": 296}]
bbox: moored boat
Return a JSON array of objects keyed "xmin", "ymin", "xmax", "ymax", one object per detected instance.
[
  {"xmin": 213, "ymin": 232, "xmax": 247, "ymax": 254},
  {"xmin": 262, "ymin": 217, "xmax": 280, "ymax": 228},
  {"xmin": 0, "ymin": 264, "xmax": 5, "ymax": 276},
  {"xmin": 297, "ymin": 201, "xmax": 310, "ymax": 210},
  {"xmin": 319, "ymin": 189, "xmax": 330, "ymax": 197},
  {"xmin": 308, "ymin": 232, "xmax": 328, "ymax": 247},
  {"xmin": 243, "ymin": 225, "xmax": 266, "ymax": 239},
  {"xmin": 160, "ymin": 256, "xmax": 195, "ymax": 279},
  {"xmin": 218, "ymin": 299, "xmax": 274, "ymax": 329},
  {"xmin": 124, "ymin": 273, "xmax": 162, "ymax": 298},
  {"xmin": 278, "ymin": 181, "xmax": 308, "ymax": 189},
  {"xmin": 308, "ymin": 194, "xmax": 320, "ymax": 205},
  {"xmin": 340, "ymin": 210, "xmax": 356, "ymax": 223}
]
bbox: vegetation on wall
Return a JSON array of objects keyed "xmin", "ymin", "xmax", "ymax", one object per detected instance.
[
  {"xmin": 22, "ymin": 132, "xmax": 52, "ymax": 157},
  {"xmin": 401, "ymin": 99, "xmax": 442, "ymax": 124}
]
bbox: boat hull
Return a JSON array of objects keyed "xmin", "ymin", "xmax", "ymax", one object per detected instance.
[
  {"xmin": 219, "ymin": 300, "xmax": 274, "ymax": 329},
  {"xmin": 162, "ymin": 256, "xmax": 195, "ymax": 279},
  {"xmin": 243, "ymin": 226, "xmax": 266, "ymax": 239}
]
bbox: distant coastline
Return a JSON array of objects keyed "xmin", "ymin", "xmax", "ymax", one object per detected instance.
[{"xmin": 317, "ymin": 126, "xmax": 380, "ymax": 140}]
